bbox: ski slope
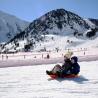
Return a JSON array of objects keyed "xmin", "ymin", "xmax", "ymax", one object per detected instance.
[{"xmin": 0, "ymin": 61, "xmax": 98, "ymax": 98}]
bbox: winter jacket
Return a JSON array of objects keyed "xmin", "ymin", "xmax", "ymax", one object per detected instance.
[
  {"xmin": 70, "ymin": 56, "xmax": 80, "ymax": 75},
  {"xmin": 70, "ymin": 63, "xmax": 80, "ymax": 75},
  {"xmin": 61, "ymin": 59, "xmax": 72, "ymax": 74}
]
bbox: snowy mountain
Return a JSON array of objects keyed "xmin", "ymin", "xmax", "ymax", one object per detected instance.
[
  {"xmin": 0, "ymin": 10, "xmax": 29, "ymax": 43},
  {"xmin": 2, "ymin": 9, "xmax": 98, "ymax": 52}
]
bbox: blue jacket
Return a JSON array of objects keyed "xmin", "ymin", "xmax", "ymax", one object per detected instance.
[{"xmin": 70, "ymin": 63, "xmax": 80, "ymax": 74}]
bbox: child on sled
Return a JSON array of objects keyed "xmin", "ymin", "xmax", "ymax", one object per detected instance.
[{"xmin": 46, "ymin": 52, "xmax": 80, "ymax": 77}]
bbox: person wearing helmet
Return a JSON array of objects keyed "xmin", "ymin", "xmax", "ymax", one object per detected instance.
[{"xmin": 70, "ymin": 56, "xmax": 80, "ymax": 75}]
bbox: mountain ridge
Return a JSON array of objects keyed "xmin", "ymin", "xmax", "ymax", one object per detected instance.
[
  {"xmin": 1, "ymin": 8, "xmax": 98, "ymax": 52},
  {"xmin": 0, "ymin": 10, "xmax": 29, "ymax": 43}
]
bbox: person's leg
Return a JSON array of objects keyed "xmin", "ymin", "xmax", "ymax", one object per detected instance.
[
  {"xmin": 52, "ymin": 64, "xmax": 61, "ymax": 74},
  {"xmin": 46, "ymin": 64, "xmax": 61, "ymax": 75},
  {"xmin": 46, "ymin": 65, "xmax": 58, "ymax": 75},
  {"xmin": 46, "ymin": 70, "xmax": 53, "ymax": 75}
]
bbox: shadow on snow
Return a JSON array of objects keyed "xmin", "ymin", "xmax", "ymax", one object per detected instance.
[{"xmin": 48, "ymin": 75, "xmax": 89, "ymax": 84}]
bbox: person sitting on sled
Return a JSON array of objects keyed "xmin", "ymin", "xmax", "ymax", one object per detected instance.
[
  {"xmin": 70, "ymin": 56, "xmax": 80, "ymax": 75},
  {"xmin": 59, "ymin": 54, "xmax": 72, "ymax": 76},
  {"xmin": 46, "ymin": 52, "xmax": 73, "ymax": 76}
]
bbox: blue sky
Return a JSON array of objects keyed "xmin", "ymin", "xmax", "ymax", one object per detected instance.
[{"xmin": 0, "ymin": 0, "xmax": 98, "ymax": 22}]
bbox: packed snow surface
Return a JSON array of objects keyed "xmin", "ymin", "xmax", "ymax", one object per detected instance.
[{"xmin": 0, "ymin": 60, "xmax": 98, "ymax": 98}]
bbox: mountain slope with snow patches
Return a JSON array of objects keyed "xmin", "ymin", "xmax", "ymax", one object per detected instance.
[
  {"xmin": 2, "ymin": 9, "xmax": 98, "ymax": 52},
  {"xmin": 89, "ymin": 18, "xmax": 98, "ymax": 26},
  {"xmin": 0, "ymin": 10, "xmax": 29, "ymax": 43}
]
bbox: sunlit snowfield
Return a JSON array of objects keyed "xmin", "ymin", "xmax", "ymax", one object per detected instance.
[{"xmin": 0, "ymin": 61, "xmax": 98, "ymax": 98}]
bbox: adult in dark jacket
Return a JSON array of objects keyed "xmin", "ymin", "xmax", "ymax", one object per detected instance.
[
  {"xmin": 54, "ymin": 55, "xmax": 72, "ymax": 77},
  {"xmin": 70, "ymin": 56, "xmax": 80, "ymax": 75},
  {"xmin": 60, "ymin": 55, "xmax": 72, "ymax": 75},
  {"xmin": 46, "ymin": 54, "xmax": 72, "ymax": 75}
]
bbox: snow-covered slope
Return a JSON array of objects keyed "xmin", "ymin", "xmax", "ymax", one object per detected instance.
[
  {"xmin": 75, "ymin": 34, "xmax": 98, "ymax": 49},
  {"xmin": 89, "ymin": 18, "xmax": 98, "ymax": 26},
  {"xmin": 33, "ymin": 34, "xmax": 85, "ymax": 51},
  {"xmin": 2, "ymin": 9, "xmax": 98, "ymax": 52},
  {"xmin": 3, "ymin": 33, "xmax": 98, "ymax": 53},
  {"xmin": 0, "ymin": 61, "xmax": 98, "ymax": 98},
  {"xmin": 0, "ymin": 10, "xmax": 29, "ymax": 42},
  {"xmin": 84, "ymin": 19, "xmax": 95, "ymax": 28}
]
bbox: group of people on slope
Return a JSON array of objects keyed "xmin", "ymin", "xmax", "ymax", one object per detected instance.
[{"xmin": 46, "ymin": 52, "xmax": 80, "ymax": 77}]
